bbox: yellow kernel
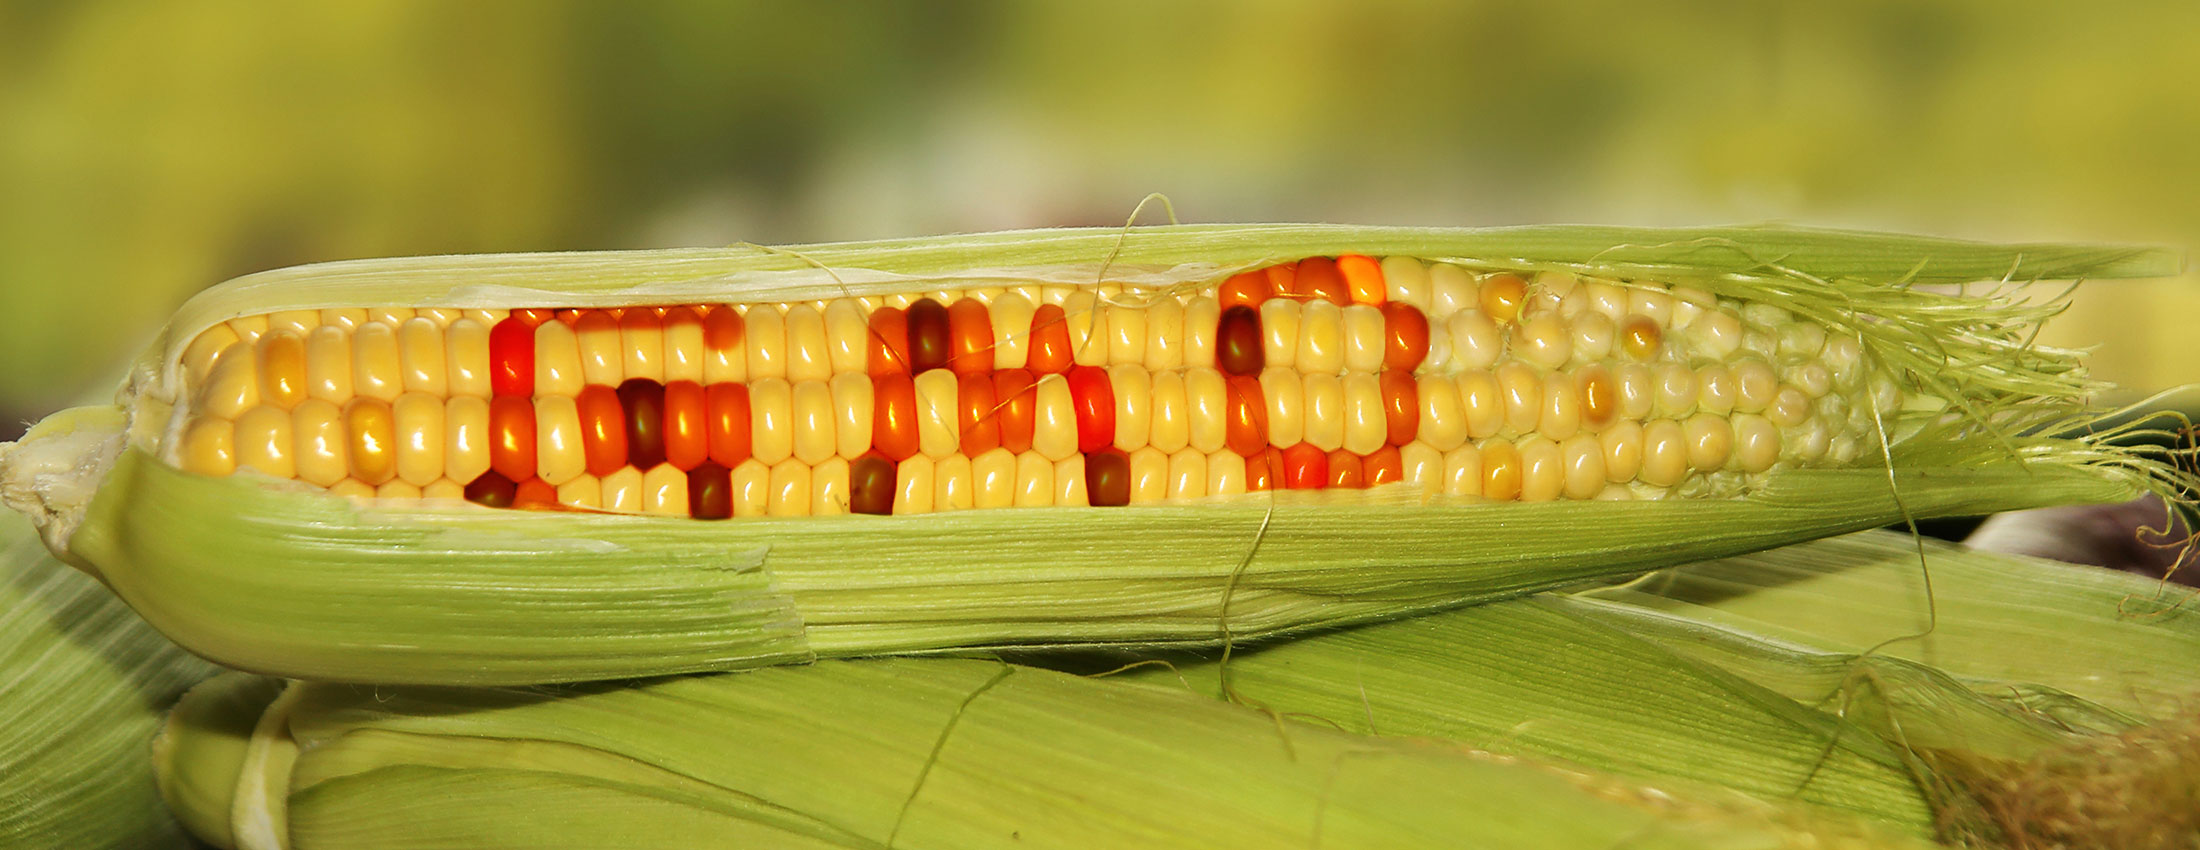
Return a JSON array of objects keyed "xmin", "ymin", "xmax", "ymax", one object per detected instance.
[
  {"xmin": 350, "ymin": 322, "xmax": 403, "ymax": 402},
  {"xmin": 1640, "ymin": 420, "xmax": 1687, "ymax": 487},
  {"xmin": 1259, "ymin": 298, "xmax": 1301, "ymax": 371},
  {"xmin": 1480, "ymin": 440, "xmax": 1522, "ymax": 501},
  {"xmin": 1561, "ymin": 433, "xmax": 1605, "ymax": 500},
  {"xmin": 812, "ymin": 457, "xmax": 851, "ymax": 516},
  {"xmin": 1166, "ymin": 448, "xmax": 1208, "ymax": 500},
  {"xmin": 1734, "ymin": 414, "xmax": 1780, "ymax": 473},
  {"xmin": 1697, "ymin": 365, "xmax": 1736, "ymax": 415},
  {"xmin": 1479, "ymin": 273, "xmax": 1527, "ymax": 323},
  {"xmin": 1382, "ymin": 256, "xmax": 1432, "ymax": 308},
  {"xmin": 1428, "ymin": 263, "xmax": 1477, "ymax": 316},
  {"xmin": 1442, "ymin": 444, "xmax": 1482, "ymax": 497},
  {"xmin": 257, "ymin": 331, "xmax": 309, "ymax": 410},
  {"xmin": 1684, "ymin": 414, "xmax": 1733, "ymax": 472},
  {"xmin": 1301, "ymin": 372, "xmax": 1344, "ymax": 452},
  {"xmin": 181, "ymin": 325, "xmax": 240, "ymax": 388},
  {"xmin": 1513, "ymin": 314, "xmax": 1571, "ymax": 370},
  {"xmin": 304, "ymin": 326, "xmax": 353, "ymax": 403},
  {"xmin": 233, "ymin": 406, "xmax": 295, "ymax": 479},
  {"xmin": 1539, "ymin": 372, "xmax": 1580, "ymax": 441},
  {"xmin": 1011, "ymin": 452, "xmax": 1054, "ymax": 507},
  {"xmin": 642, "ymin": 463, "xmax": 690, "ymax": 517},
  {"xmin": 291, "ymin": 399, "xmax": 348, "ymax": 487},
  {"xmin": 1519, "ymin": 438, "xmax": 1564, "ymax": 502},
  {"xmin": 768, "ymin": 459, "xmax": 812, "ymax": 517},
  {"xmin": 1496, "ymin": 362, "xmax": 1542, "ymax": 437},
  {"xmin": 177, "ymin": 417, "xmax": 237, "ymax": 477},
  {"xmin": 1600, "ymin": 420, "xmax": 1643, "ymax": 483},
  {"xmin": 343, "ymin": 398, "xmax": 398, "ymax": 486}
]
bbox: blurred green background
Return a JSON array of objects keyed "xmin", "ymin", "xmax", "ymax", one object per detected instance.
[{"xmin": 2, "ymin": 0, "xmax": 2194, "ymax": 439}]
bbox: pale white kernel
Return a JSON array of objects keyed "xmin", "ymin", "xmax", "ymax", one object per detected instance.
[
  {"xmin": 1512, "ymin": 314, "xmax": 1571, "ymax": 370},
  {"xmin": 1428, "ymin": 263, "xmax": 1477, "ymax": 316},
  {"xmin": 1447, "ymin": 311, "xmax": 1503, "ymax": 371},
  {"xmin": 1569, "ymin": 312, "xmax": 1615, "ymax": 363},
  {"xmin": 1625, "ymin": 287, "xmax": 1674, "ymax": 326},
  {"xmin": 1381, "ymin": 256, "xmax": 1433, "ymax": 309}
]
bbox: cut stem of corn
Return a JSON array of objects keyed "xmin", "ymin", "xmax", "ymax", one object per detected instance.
[{"xmin": 1, "ymin": 223, "xmax": 2187, "ymax": 684}]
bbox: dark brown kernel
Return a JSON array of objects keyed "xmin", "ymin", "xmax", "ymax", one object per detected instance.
[
  {"xmin": 688, "ymin": 462, "xmax": 733, "ymax": 519},
  {"xmin": 848, "ymin": 455, "xmax": 897, "ymax": 515},
  {"xmin": 1216, "ymin": 305, "xmax": 1264, "ymax": 376},
  {"xmin": 463, "ymin": 471, "xmax": 518, "ymax": 508},
  {"xmin": 906, "ymin": 297, "xmax": 952, "ymax": 373},
  {"xmin": 1084, "ymin": 450, "xmax": 1132, "ymax": 507},
  {"xmin": 618, "ymin": 379, "xmax": 668, "ymax": 469}
]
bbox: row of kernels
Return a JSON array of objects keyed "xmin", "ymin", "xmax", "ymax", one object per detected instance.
[
  {"xmin": 179, "ymin": 391, "xmax": 478, "ymax": 487},
  {"xmin": 1248, "ymin": 299, "xmax": 1431, "ymax": 375},
  {"xmin": 1376, "ymin": 258, "xmax": 1558, "ymax": 326},
  {"xmin": 185, "ymin": 309, "xmax": 499, "ymax": 386},
  {"xmin": 1403, "ymin": 411, "xmax": 1786, "ymax": 502},
  {"xmin": 193, "ymin": 318, "xmax": 503, "ymax": 416},
  {"xmin": 221, "ymin": 308, "xmax": 498, "ymax": 343},
  {"xmin": 209, "ymin": 401, "xmax": 1793, "ymax": 515},
  {"xmin": 510, "ymin": 293, "xmax": 1271, "ymax": 393},
  {"xmin": 847, "ymin": 448, "xmax": 1262, "ymax": 515},
  {"xmin": 186, "ymin": 352, "xmax": 1838, "ymax": 500},
  {"xmin": 1218, "ymin": 256, "xmax": 1388, "ymax": 310}
]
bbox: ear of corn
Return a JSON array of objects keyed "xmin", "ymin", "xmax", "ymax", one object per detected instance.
[
  {"xmin": 158, "ymin": 660, "xmax": 1939, "ymax": 850},
  {"xmin": 0, "ymin": 508, "xmax": 219, "ymax": 848},
  {"xmin": 3, "ymin": 223, "xmax": 2187, "ymax": 685}
]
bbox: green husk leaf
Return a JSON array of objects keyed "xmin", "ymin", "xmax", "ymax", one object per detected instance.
[
  {"xmin": 1567, "ymin": 530, "xmax": 2200, "ymax": 846},
  {"xmin": 68, "ymin": 446, "xmax": 2142, "ymax": 685},
  {"xmin": 0, "ymin": 510, "xmax": 219, "ymax": 848},
  {"xmin": 170, "ymin": 660, "xmax": 1936, "ymax": 850},
  {"xmin": 1112, "ymin": 593, "xmax": 1939, "ymax": 833},
  {"xmin": 6, "ymin": 223, "xmax": 2185, "ymax": 685},
  {"xmin": 151, "ymin": 672, "xmax": 287, "ymax": 850},
  {"xmin": 1580, "ymin": 529, "xmax": 2200, "ymax": 720},
  {"xmin": 1101, "ymin": 530, "xmax": 2200, "ymax": 847}
]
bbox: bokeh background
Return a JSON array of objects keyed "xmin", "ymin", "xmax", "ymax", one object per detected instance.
[{"xmin": 3, "ymin": 0, "xmax": 2195, "ymax": 439}]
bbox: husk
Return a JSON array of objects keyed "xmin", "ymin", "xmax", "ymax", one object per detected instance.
[
  {"xmin": 4, "ymin": 223, "xmax": 2185, "ymax": 685},
  {"xmin": 67, "ymin": 447, "xmax": 2140, "ymax": 685},
  {"xmin": 1568, "ymin": 530, "xmax": 2200, "ymax": 845},
  {"xmin": 1096, "ymin": 530, "xmax": 2200, "ymax": 846},
  {"xmin": 1108, "ymin": 589, "xmax": 1939, "ymax": 834},
  {"xmin": 164, "ymin": 660, "xmax": 1937, "ymax": 850},
  {"xmin": 1579, "ymin": 529, "xmax": 2200, "ymax": 721},
  {"xmin": 151, "ymin": 673, "xmax": 288, "ymax": 850},
  {"xmin": 0, "ymin": 509, "xmax": 219, "ymax": 848}
]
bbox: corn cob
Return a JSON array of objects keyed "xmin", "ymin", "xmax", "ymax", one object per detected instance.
[
  {"xmin": 0, "ymin": 224, "xmax": 2185, "ymax": 685},
  {"xmin": 154, "ymin": 259, "xmax": 1890, "ymax": 510},
  {"xmin": 156, "ymin": 662, "xmax": 1938, "ymax": 850}
]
